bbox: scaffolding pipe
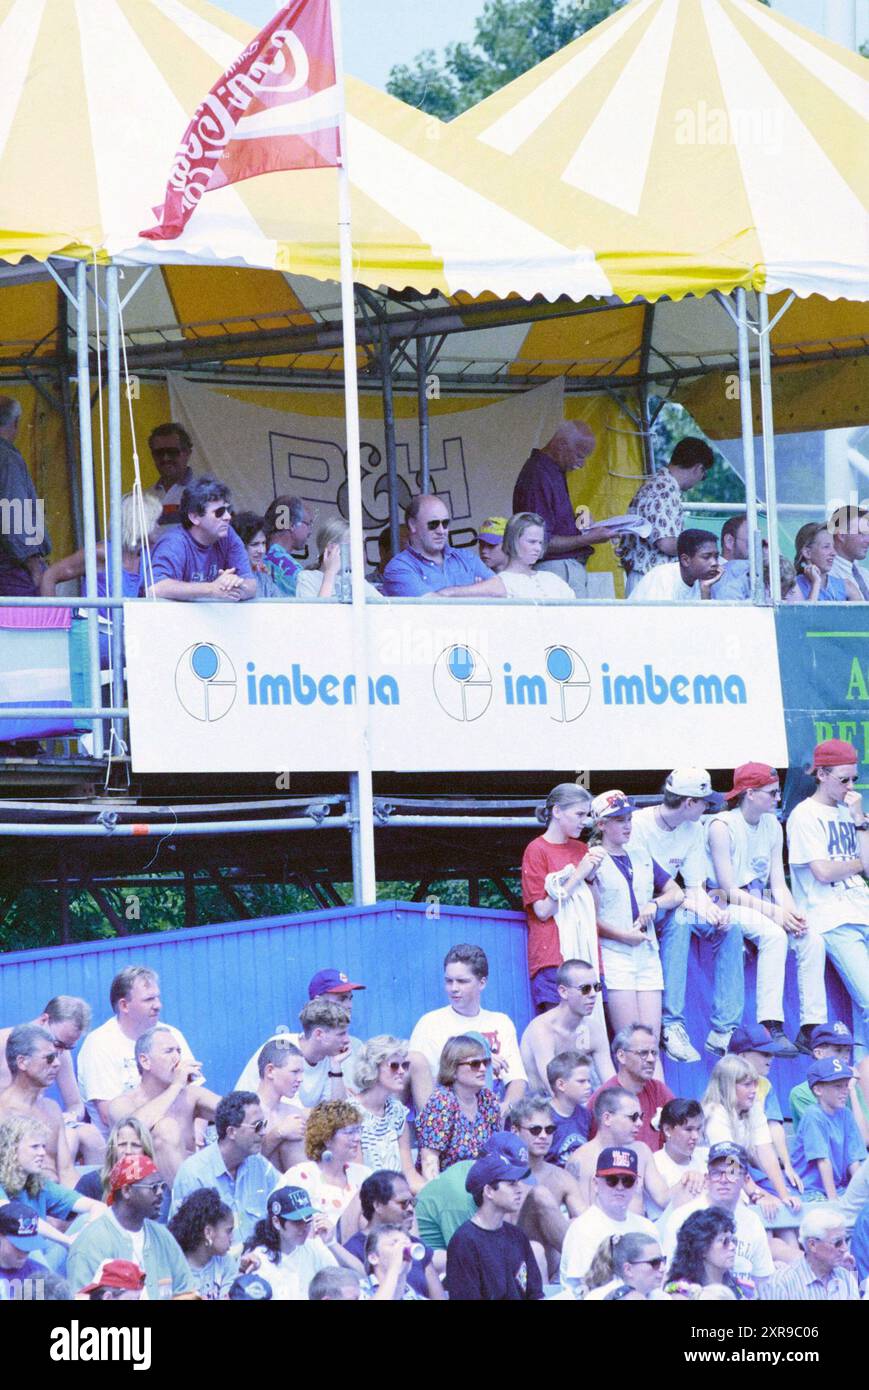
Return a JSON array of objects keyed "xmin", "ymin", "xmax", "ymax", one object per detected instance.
[
  {"xmin": 0, "ymin": 816, "xmax": 350, "ymax": 838},
  {"xmin": 376, "ymin": 815, "xmax": 541, "ymax": 828},
  {"xmin": 735, "ymin": 289, "xmax": 761, "ymax": 602},
  {"xmin": 380, "ymin": 324, "xmax": 401, "ymax": 556},
  {"xmin": 758, "ymin": 293, "xmax": 782, "ymax": 602},
  {"xmin": 76, "ymin": 262, "xmax": 105, "ymax": 758},
  {"xmin": 106, "ymin": 265, "xmax": 125, "ymax": 743},
  {"xmin": 416, "ymin": 337, "xmax": 430, "ymax": 494}
]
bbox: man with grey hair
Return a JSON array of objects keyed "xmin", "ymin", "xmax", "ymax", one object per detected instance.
[
  {"xmin": 762, "ymin": 1203, "xmax": 859, "ymax": 1300},
  {"xmin": 263, "ymin": 493, "xmax": 315, "ymax": 596},
  {"xmin": 513, "ymin": 421, "xmax": 621, "ymax": 597},
  {"xmin": 587, "ymin": 1023, "xmax": 673, "ymax": 1152},
  {"xmin": 0, "ymin": 1024, "xmax": 75, "ymax": 1184},
  {"xmin": 0, "ymin": 996, "xmax": 101, "ymax": 1164},
  {"xmin": 0, "ymin": 395, "xmax": 50, "ymax": 596},
  {"xmin": 77, "ymin": 964, "xmax": 200, "ymax": 1136},
  {"xmin": 105, "ymin": 1024, "xmax": 220, "ymax": 1184}
]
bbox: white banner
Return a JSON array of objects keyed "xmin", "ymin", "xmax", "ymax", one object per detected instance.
[
  {"xmin": 125, "ymin": 602, "xmax": 788, "ymax": 773},
  {"xmin": 167, "ymin": 374, "xmax": 565, "ymax": 555}
]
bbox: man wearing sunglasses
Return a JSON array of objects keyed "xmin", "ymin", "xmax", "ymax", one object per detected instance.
[
  {"xmin": 147, "ymin": 423, "xmax": 194, "ymax": 525},
  {"xmin": 382, "ymin": 494, "xmax": 494, "ymax": 597},
  {"xmin": 342, "ymin": 1170, "xmax": 445, "ymax": 1300},
  {"xmin": 67, "ymin": 1154, "xmax": 193, "ymax": 1300},
  {"xmin": 659, "ymin": 1141, "xmax": 776, "ymax": 1293},
  {"xmin": 509, "ymin": 1094, "xmax": 584, "ymax": 1278},
  {"xmin": 0, "ymin": 1024, "xmax": 76, "ymax": 1186},
  {"xmin": 0, "ymin": 996, "xmax": 102, "ymax": 1167},
  {"xmin": 520, "ymin": 958, "xmax": 599, "ymax": 1095},
  {"xmin": 787, "ymin": 738, "xmax": 869, "ymax": 1058},
  {"xmin": 763, "ymin": 1203, "xmax": 859, "ymax": 1300},
  {"xmin": 560, "ymin": 1148, "xmax": 656, "ymax": 1288},
  {"xmin": 588, "ymin": 1024, "xmax": 673, "ymax": 1152},
  {"xmin": 170, "ymin": 1091, "xmax": 276, "ymax": 1243},
  {"xmin": 567, "ymin": 1085, "xmax": 670, "ymax": 1215},
  {"xmin": 148, "ymin": 475, "xmax": 256, "ymax": 602}
]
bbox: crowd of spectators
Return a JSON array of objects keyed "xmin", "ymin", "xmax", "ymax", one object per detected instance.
[{"xmin": 1, "ymin": 741, "xmax": 867, "ymax": 1301}]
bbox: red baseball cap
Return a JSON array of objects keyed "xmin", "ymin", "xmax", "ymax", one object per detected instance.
[
  {"xmin": 724, "ymin": 763, "xmax": 780, "ymax": 799},
  {"xmin": 79, "ymin": 1259, "xmax": 146, "ymax": 1295},
  {"xmin": 813, "ymin": 739, "xmax": 859, "ymax": 769}
]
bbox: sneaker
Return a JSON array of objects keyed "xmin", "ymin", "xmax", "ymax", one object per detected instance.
[
  {"xmin": 705, "ymin": 1029, "xmax": 733, "ymax": 1057},
  {"xmin": 662, "ymin": 1023, "xmax": 701, "ymax": 1064},
  {"xmin": 794, "ymin": 1024, "xmax": 817, "ymax": 1056},
  {"xmin": 758, "ymin": 1021, "xmax": 799, "ymax": 1058}
]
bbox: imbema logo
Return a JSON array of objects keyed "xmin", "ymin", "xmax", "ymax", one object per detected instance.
[
  {"xmin": 175, "ymin": 643, "xmax": 237, "ymax": 721},
  {"xmin": 433, "ymin": 644, "xmax": 493, "ymax": 721}
]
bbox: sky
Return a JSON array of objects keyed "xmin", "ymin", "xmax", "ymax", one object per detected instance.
[{"xmin": 212, "ymin": 1, "xmax": 491, "ymax": 89}]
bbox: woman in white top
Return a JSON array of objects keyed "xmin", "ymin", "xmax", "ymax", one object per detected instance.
[
  {"xmin": 349, "ymin": 1035, "xmax": 424, "ymax": 1192},
  {"xmin": 702, "ymin": 1056, "xmax": 800, "ymax": 1237},
  {"xmin": 295, "ymin": 517, "xmax": 381, "ymax": 600},
  {"xmin": 282, "ymin": 1100, "xmax": 371, "ymax": 1241},
  {"xmin": 647, "ymin": 1098, "xmax": 709, "ymax": 1220},
  {"xmin": 439, "ymin": 512, "xmax": 575, "ymax": 600},
  {"xmin": 590, "ymin": 790, "xmax": 683, "ymax": 1053}
]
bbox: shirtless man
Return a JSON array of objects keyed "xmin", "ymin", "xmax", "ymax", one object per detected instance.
[
  {"xmin": 256, "ymin": 1038, "xmax": 307, "ymax": 1172},
  {"xmin": 508, "ymin": 1094, "xmax": 585, "ymax": 1278},
  {"xmin": 567, "ymin": 1086, "xmax": 668, "ymax": 1215},
  {"xmin": 0, "ymin": 996, "xmax": 103, "ymax": 1165},
  {"xmin": 520, "ymin": 959, "xmax": 599, "ymax": 1093},
  {"xmin": 0, "ymin": 1025, "xmax": 75, "ymax": 1185},
  {"xmin": 106, "ymin": 1025, "xmax": 220, "ymax": 1185}
]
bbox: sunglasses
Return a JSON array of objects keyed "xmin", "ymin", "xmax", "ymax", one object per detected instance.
[
  {"xmin": 461, "ymin": 1058, "xmax": 489, "ymax": 1071},
  {"xmin": 387, "ymin": 1060, "xmax": 410, "ymax": 1073},
  {"xmin": 210, "ymin": 505, "xmax": 232, "ymax": 519},
  {"xmin": 132, "ymin": 1181, "xmax": 167, "ymax": 1195},
  {"xmin": 834, "ymin": 774, "xmax": 858, "ymax": 784},
  {"xmin": 152, "ymin": 446, "xmax": 183, "ymax": 458},
  {"xmin": 622, "ymin": 1112, "xmax": 642, "ymax": 1123},
  {"xmin": 602, "ymin": 1174, "xmax": 637, "ymax": 1189},
  {"xmin": 425, "ymin": 518, "xmax": 449, "ymax": 531},
  {"xmin": 567, "ymin": 981, "xmax": 603, "ymax": 995},
  {"xmin": 632, "ymin": 1255, "xmax": 666, "ymax": 1270},
  {"xmin": 240, "ymin": 1118, "xmax": 268, "ymax": 1134},
  {"xmin": 524, "ymin": 1123, "xmax": 557, "ymax": 1137}
]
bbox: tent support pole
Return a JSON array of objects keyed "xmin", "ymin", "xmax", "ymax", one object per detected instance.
[
  {"xmin": 57, "ymin": 286, "xmax": 84, "ymax": 549},
  {"xmin": 380, "ymin": 325, "xmax": 401, "ymax": 556},
  {"xmin": 106, "ymin": 264, "xmax": 125, "ymax": 748},
  {"xmin": 638, "ymin": 303, "xmax": 655, "ymax": 477},
  {"xmin": 735, "ymin": 289, "xmax": 762, "ymax": 603},
  {"xmin": 75, "ymin": 262, "xmax": 104, "ymax": 759},
  {"xmin": 758, "ymin": 293, "xmax": 781, "ymax": 603},
  {"xmin": 416, "ymin": 337, "xmax": 430, "ymax": 494}
]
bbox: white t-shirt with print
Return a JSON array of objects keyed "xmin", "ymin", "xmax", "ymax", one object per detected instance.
[
  {"xmin": 234, "ymin": 1031, "xmax": 360, "ymax": 1106},
  {"xmin": 660, "ymin": 1197, "xmax": 774, "ymax": 1281},
  {"xmin": 251, "ymin": 1238, "xmax": 337, "ymax": 1300},
  {"xmin": 630, "ymin": 806, "xmax": 707, "ymax": 888},
  {"xmin": 786, "ymin": 797, "xmax": 869, "ymax": 934},
  {"xmin": 408, "ymin": 1005, "xmax": 527, "ymax": 1086},
  {"xmin": 560, "ymin": 1207, "xmax": 657, "ymax": 1283}
]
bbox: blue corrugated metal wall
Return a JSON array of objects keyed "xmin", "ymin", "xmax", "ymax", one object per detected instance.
[
  {"xmin": 0, "ymin": 902, "xmax": 851, "ymax": 1111},
  {"xmin": 0, "ymin": 901, "xmax": 533, "ymax": 1096}
]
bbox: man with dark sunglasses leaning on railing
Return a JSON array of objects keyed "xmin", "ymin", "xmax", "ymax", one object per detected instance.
[
  {"xmin": 382, "ymin": 493, "xmax": 494, "ymax": 597},
  {"xmin": 147, "ymin": 475, "xmax": 256, "ymax": 602}
]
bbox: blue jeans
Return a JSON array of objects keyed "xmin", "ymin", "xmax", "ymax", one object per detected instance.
[
  {"xmin": 823, "ymin": 921, "xmax": 869, "ymax": 1058},
  {"xmin": 657, "ymin": 905, "xmax": 745, "ymax": 1034}
]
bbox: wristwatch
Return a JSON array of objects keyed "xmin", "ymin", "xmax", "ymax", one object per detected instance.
[
  {"xmin": 328, "ymin": 1070, "xmax": 344, "ymax": 1078},
  {"xmin": 854, "ymin": 820, "xmax": 869, "ymax": 832}
]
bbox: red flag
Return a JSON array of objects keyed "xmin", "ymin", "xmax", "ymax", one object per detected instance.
[{"xmin": 141, "ymin": 0, "xmax": 340, "ymax": 242}]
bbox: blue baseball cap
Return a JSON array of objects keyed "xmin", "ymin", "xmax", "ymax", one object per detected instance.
[
  {"xmin": 466, "ymin": 1134, "xmax": 530, "ymax": 1194},
  {"xmin": 808, "ymin": 1057, "xmax": 852, "ymax": 1088},
  {"xmin": 308, "ymin": 969, "xmax": 365, "ymax": 998},
  {"xmin": 0, "ymin": 1200, "xmax": 40, "ymax": 1251},
  {"xmin": 728, "ymin": 1024, "xmax": 781, "ymax": 1056},
  {"xmin": 708, "ymin": 1141, "xmax": 750, "ymax": 1170},
  {"xmin": 268, "ymin": 1186, "xmax": 315, "ymax": 1222},
  {"xmin": 228, "ymin": 1273, "xmax": 273, "ymax": 1300},
  {"xmin": 811, "ymin": 1023, "xmax": 854, "ymax": 1049}
]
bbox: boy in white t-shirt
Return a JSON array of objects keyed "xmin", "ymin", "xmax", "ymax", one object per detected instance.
[
  {"xmin": 786, "ymin": 738, "xmax": 869, "ymax": 1057},
  {"xmin": 707, "ymin": 761, "xmax": 827, "ymax": 1055},
  {"xmin": 408, "ymin": 943, "xmax": 527, "ymax": 1113}
]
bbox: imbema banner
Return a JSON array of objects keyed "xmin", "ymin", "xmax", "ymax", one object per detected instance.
[{"xmin": 125, "ymin": 602, "xmax": 788, "ymax": 773}]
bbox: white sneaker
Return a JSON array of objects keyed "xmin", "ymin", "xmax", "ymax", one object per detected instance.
[
  {"xmin": 661, "ymin": 1023, "xmax": 700, "ymax": 1063},
  {"xmin": 705, "ymin": 1029, "xmax": 733, "ymax": 1057}
]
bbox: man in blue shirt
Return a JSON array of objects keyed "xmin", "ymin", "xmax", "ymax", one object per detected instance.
[
  {"xmin": 382, "ymin": 494, "xmax": 494, "ymax": 596},
  {"xmin": 148, "ymin": 475, "xmax": 255, "ymax": 602},
  {"xmin": 170, "ymin": 1091, "xmax": 275, "ymax": 1243},
  {"xmin": 790, "ymin": 1058, "xmax": 866, "ymax": 1199}
]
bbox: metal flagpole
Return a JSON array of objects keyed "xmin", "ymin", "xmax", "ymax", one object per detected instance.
[
  {"xmin": 106, "ymin": 264, "xmax": 126, "ymax": 747},
  {"xmin": 331, "ymin": 0, "xmax": 377, "ymax": 904},
  {"xmin": 757, "ymin": 293, "xmax": 781, "ymax": 603},
  {"xmin": 75, "ymin": 262, "xmax": 104, "ymax": 757}
]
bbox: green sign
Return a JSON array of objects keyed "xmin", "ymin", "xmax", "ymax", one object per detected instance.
[{"xmin": 776, "ymin": 605, "xmax": 869, "ymax": 786}]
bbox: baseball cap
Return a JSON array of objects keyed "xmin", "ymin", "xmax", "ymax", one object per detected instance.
[
  {"xmin": 812, "ymin": 738, "xmax": 859, "ymax": 769},
  {"xmin": 0, "ymin": 1200, "xmax": 39, "ymax": 1250},
  {"xmin": 591, "ymin": 790, "xmax": 635, "ymax": 821},
  {"xmin": 810, "ymin": 1022, "xmax": 854, "ymax": 1049},
  {"xmin": 228, "ymin": 1273, "xmax": 273, "ymax": 1301},
  {"xmin": 79, "ymin": 1259, "xmax": 146, "ymax": 1296},
  {"xmin": 466, "ymin": 1136, "xmax": 531, "ymax": 1194},
  {"xmin": 596, "ymin": 1147, "xmax": 639, "ymax": 1177},
  {"xmin": 808, "ymin": 1057, "xmax": 852, "ymax": 1088},
  {"xmin": 707, "ymin": 1141, "xmax": 749, "ymax": 1170},
  {"xmin": 478, "ymin": 516, "xmax": 508, "ymax": 544},
  {"xmin": 268, "ymin": 1185, "xmax": 315, "ymax": 1222},
  {"xmin": 307, "ymin": 968, "xmax": 366, "ymax": 999},
  {"xmin": 106, "ymin": 1155, "xmax": 159, "ymax": 1206},
  {"xmin": 728, "ymin": 1024, "xmax": 782, "ymax": 1056},
  {"xmin": 665, "ymin": 768, "xmax": 726, "ymax": 809},
  {"xmin": 724, "ymin": 763, "xmax": 779, "ymax": 800}
]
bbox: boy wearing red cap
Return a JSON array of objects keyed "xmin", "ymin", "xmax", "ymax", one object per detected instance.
[
  {"xmin": 707, "ymin": 762, "xmax": 827, "ymax": 1055},
  {"xmin": 786, "ymin": 739, "xmax": 869, "ymax": 1056}
]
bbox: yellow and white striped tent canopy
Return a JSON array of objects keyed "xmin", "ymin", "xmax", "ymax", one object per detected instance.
[
  {"xmin": 444, "ymin": 0, "xmax": 869, "ymax": 303},
  {"xmin": 0, "ymin": 0, "xmax": 595, "ymax": 300}
]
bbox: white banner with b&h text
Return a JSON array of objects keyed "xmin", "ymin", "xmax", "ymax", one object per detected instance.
[{"xmin": 125, "ymin": 601, "xmax": 787, "ymax": 773}]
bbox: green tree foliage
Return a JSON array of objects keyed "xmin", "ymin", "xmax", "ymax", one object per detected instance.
[{"xmin": 387, "ymin": 0, "xmax": 623, "ymax": 119}]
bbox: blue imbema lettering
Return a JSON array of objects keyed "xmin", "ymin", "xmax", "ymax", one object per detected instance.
[
  {"xmin": 245, "ymin": 662, "xmax": 399, "ymax": 707},
  {"xmin": 601, "ymin": 662, "xmax": 746, "ymax": 707}
]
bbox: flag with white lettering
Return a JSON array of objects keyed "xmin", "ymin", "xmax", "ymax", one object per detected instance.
[{"xmin": 141, "ymin": 0, "xmax": 340, "ymax": 242}]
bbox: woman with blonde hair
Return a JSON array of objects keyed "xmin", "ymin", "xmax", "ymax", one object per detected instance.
[
  {"xmin": 349, "ymin": 1035, "xmax": 423, "ymax": 1191},
  {"xmin": 295, "ymin": 516, "xmax": 380, "ymax": 599},
  {"xmin": 416, "ymin": 1035, "xmax": 501, "ymax": 1180},
  {"xmin": 0, "ymin": 1114, "xmax": 104, "ymax": 1265},
  {"xmin": 702, "ymin": 1055, "xmax": 799, "ymax": 1232},
  {"xmin": 439, "ymin": 511, "xmax": 575, "ymax": 600},
  {"xmin": 794, "ymin": 522, "xmax": 859, "ymax": 602}
]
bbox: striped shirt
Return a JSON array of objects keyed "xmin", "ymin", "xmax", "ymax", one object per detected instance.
[{"xmin": 762, "ymin": 1255, "xmax": 858, "ymax": 1301}]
